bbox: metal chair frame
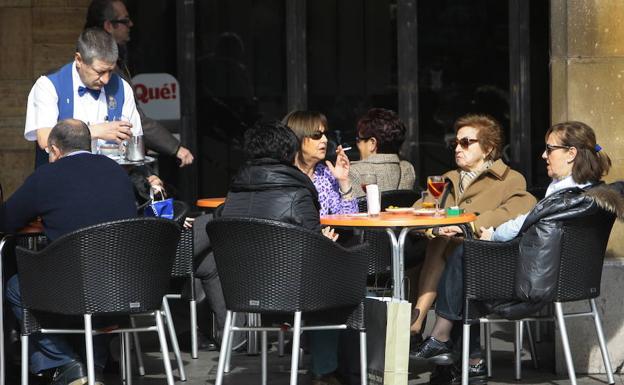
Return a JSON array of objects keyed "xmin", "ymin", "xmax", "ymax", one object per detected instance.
[
  {"xmin": 207, "ymin": 217, "xmax": 370, "ymax": 385},
  {"xmin": 461, "ymin": 210, "xmax": 616, "ymax": 385},
  {"xmin": 14, "ymin": 218, "xmax": 181, "ymax": 385}
]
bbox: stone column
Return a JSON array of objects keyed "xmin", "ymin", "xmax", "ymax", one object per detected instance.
[
  {"xmin": 0, "ymin": 1, "xmax": 86, "ymax": 196},
  {"xmin": 551, "ymin": 0, "xmax": 624, "ymax": 374}
]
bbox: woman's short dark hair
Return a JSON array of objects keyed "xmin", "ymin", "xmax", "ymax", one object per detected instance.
[
  {"xmin": 356, "ymin": 108, "xmax": 406, "ymax": 154},
  {"xmin": 546, "ymin": 121, "xmax": 611, "ymax": 183},
  {"xmin": 243, "ymin": 120, "xmax": 300, "ymax": 163},
  {"xmin": 453, "ymin": 113, "xmax": 503, "ymax": 161}
]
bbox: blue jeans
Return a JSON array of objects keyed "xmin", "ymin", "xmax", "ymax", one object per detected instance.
[{"xmin": 6, "ymin": 275, "xmax": 109, "ymax": 373}]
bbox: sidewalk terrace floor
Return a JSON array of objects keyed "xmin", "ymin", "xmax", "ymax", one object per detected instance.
[{"xmin": 6, "ymin": 320, "xmax": 623, "ymax": 384}]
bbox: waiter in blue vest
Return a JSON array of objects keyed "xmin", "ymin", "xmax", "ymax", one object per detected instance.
[{"xmin": 25, "ymin": 28, "xmax": 142, "ymax": 168}]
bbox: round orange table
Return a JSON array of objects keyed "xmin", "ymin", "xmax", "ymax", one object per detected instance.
[
  {"xmin": 196, "ymin": 197, "xmax": 226, "ymax": 209},
  {"xmin": 321, "ymin": 212, "xmax": 476, "ymax": 299}
]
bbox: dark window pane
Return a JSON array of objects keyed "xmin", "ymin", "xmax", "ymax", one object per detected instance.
[{"xmin": 195, "ymin": 0, "xmax": 286, "ymax": 196}]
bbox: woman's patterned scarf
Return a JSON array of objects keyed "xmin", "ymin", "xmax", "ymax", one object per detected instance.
[{"xmin": 458, "ymin": 160, "xmax": 493, "ymax": 197}]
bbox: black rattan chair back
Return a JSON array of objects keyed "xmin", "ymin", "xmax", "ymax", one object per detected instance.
[
  {"xmin": 172, "ymin": 200, "xmax": 190, "ymax": 225},
  {"xmin": 16, "ymin": 217, "xmax": 180, "ymax": 316},
  {"xmin": 463, "ymin": 207, "xmax": 616, "ymax": 304},
  {"xmin": 170, "ymin": 200, "xmax": 193, "ymax": 277},
  {"xmin": 463, "ymin": 238, "xmax": 519, "ymax": 301},
  {"xmin": 206, "ymin": 217, "xmax": 369, "ymax": 314},
  {"xmin": 555, "ymin": 209, "xmax": 615, "ymax": 302},
  {"xmin": 357, "ymin": 189, "xmax": 420, "ymax": 213}
]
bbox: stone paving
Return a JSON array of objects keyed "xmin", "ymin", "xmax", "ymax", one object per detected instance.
[{"xmin": 6, "ymin": 322, "xmax": 622, "ymax": 384}]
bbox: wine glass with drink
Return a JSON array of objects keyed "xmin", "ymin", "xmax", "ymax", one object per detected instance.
[{"xmin": 427, "ymin": 175, "xmax": 445, "ymax": 216}]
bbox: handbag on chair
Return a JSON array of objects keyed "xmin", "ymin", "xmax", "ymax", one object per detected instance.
[{"xmin": 144, "ymin": 187, "xmax": 174, "ymax": 219}]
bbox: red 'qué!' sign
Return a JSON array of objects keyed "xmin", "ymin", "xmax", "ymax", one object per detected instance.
[{"xmin": 132, "ymin": 73, "xmax": 180, "ymax": 120}]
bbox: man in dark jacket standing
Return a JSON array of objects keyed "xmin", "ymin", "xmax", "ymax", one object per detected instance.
[{"xmin": 1, "ymin": 119, "xmax": 136, "ymax": 385}]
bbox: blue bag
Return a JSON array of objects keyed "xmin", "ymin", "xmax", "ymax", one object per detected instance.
[{"xmin": 144, "ymin": 188, "xmax": 174, "ymax": 219}]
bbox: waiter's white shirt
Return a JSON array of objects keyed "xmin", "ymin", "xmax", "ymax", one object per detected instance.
[{"xmin": 24, "ymin": 61, "xmax": 142, "ymax": 145}]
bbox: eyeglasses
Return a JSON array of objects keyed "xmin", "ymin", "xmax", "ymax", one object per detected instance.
[
  {"xmin": 355, "ymin": 136, "xmax": 371, "ymax": 143},
  {"xmin": 111, "ymin": 17, "xmax": 132, "ymax": 25},
  {"xmin": 451, "ymin": 137, "xmax": 479, "ymax": 149},
  {"xmin": 308, "ymin": 130, "xmax": 326, "ymax": 140},
  {"xmin": 544, "ymin": 144, "xmax": 571, "ymax": 154}
]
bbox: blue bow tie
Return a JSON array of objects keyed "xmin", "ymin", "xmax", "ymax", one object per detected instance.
[{"xmin": 77, "ymin": 86, "xmax": 101, "ymax": 100}]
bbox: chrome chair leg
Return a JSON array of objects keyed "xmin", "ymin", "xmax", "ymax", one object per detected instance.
[
  {"xmin": 224, "ymin": 312, "xmax": 236, "ymax": 373},
  {"xmin": 120, "ymin": 334, "xmax": 127, "ymax": 384},
  {"xmin": 359, "ymin": 331, "xmax": 367, "ymax": 385},
  {"xmin": 261, "ymin": 331, "xmax": 268, "ymax": 385},
  {"xmin": 162, "ymin": 297, "xmax": 187, "ymax": 381},
  {"xmin": 525, "ymin": 321, "xmax": 539, "ymax": 369},
  {"xmin": 590, "ymin": 299, "xmax": 615, "ymax": 384},
  {"xmin": 215, "ymin": 311, "xmax": 233, "ymax": 385},
  {"xmin": 21, "ymin": 335, "xmax": 29, "ymax": 385},
  {"xmin": 554, "ymin": 302, "xmax": 577, "ymax": 385},
  {"xmin": 155, "ymin": 310, "xmax": 175, "ymax": 385},
  {"xmin": 123, "ymin": 332, "xmax": 133, "ymax": 385},
  {"xmin": 278, "ymin": 329, "xmax": 285, "ymax": 357},
  {"xmin": 129, "ymin": 318, "xmax": 145, "ymax": 376},
  {"xmin": 84, "ymin": 314, "xmax": 95, "ymax": 385},
  {"xmin": 289, "ymin": 311, "xmax": 302, "ymax": 385},
  {"xmin": 514, "ymin": 321, "xmax": 522, "ymax": 380},
  {"xmin": 484, "ymin": 323, "xmax": 492, "ymax": 378},
  {"xmin": 247, "ymin": 313, "xmax": 260, "ymax": 355},
  {"xmin": 461, "ymin": 323, "xmax": 470, "ymax": 385},
  {"xmin": 190, "ymin": 299, "xmax": 198, "ymax": 359}
]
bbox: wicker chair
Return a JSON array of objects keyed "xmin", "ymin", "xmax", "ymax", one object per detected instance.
[
  {"xmin": 132, "ymin": 200, "xmax": 194, "ymax": 381},
  {"xmin": 206, "ymin": 217, "xmax": 370, "ymax": 385},
  {"xmin": 461, "ymin": 208, "xmax": 616, "ymax": 385},
  {"xmin": 15, "ymin": 218, "xmax": 181, "ymax": 385}
]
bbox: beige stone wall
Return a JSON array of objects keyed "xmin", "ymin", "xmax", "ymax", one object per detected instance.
[
  {"xmin": 0, "ymin": 0, "xmax": 88, "ymax": 197},
  {"xmin": 551, "ymin": 0, "xmax": 624, "ymax": 258}
]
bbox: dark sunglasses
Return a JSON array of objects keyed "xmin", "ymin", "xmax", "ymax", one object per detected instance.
[
  {"xmin": 544, "ymin": 143, "xmax": 571, "ymax": 154},
  {"xmin": 355, "ymin": 136, "xmax": 372, "ymax": 143},
  {"xmin": 111, "ymin": 17, "xmax": 132, "ymax": 25},
  {"xmin": 451, "ymin": 137, "xmax": 479, "ymax": 149},
  {"xmin": 308, "ymin": 130, "xmax": 327, "ymax": 140}
]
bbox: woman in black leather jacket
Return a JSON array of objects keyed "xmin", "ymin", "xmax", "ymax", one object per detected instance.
[
  {"xmin": 221, "ymin": 120, "xmax": 322, "ymax": 231},
  {"xmin": 194, "ymin": 120, "xmax": 339, "ymax": 352}
]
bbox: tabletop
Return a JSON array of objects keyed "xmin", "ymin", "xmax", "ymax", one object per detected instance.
[
  {"xmin": 320, "ymin": 212, "xmax": 476, "ymax": 228},
  {"xmin": 196, "ymin": 197, "xmax": 226, "ymax": 208}
]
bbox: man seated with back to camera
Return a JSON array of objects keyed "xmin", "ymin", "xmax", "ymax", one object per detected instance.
[{"xmin": 0, "ymin": 119, "xmax": 137, "ymax": 385}]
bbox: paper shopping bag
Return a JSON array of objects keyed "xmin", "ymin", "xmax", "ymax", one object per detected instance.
[{"xmin": 365, "ymin": 296, "xmax": 411, "ymax": 385}]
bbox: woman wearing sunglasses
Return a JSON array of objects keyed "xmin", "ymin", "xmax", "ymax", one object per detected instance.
[
  {"xmin": 350, "ymin": 108, "xmax": 416, "ymax": 198},
  {"xmin": 283, "ymin": 110, "xmax": 358, "ymax": 216},
  {"xmin": 408, "ymin": 114, "xmax": 536, "ymax": 347},
  {"xmin": 282, "ymin": 110, "xmax": 357, "ymax": 385}
]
